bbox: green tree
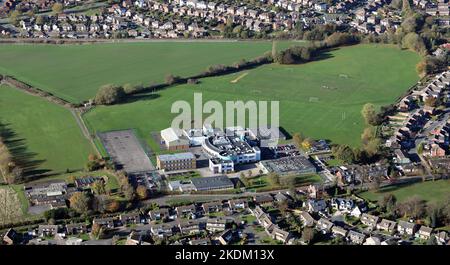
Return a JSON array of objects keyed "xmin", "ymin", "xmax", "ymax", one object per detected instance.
[
  {"xmin": 106, "ymin": 200, "xmax": 120, "ymax": 213},
  {"xmin": 301, "ymin": 227, "xmax": 316, "ymax": 244},
  {"xmin": 69, "ymin": 192, "xmax": 91, "ymax": 214},
  {"xmin": 293, "ymin": 133, "xmax": 304, "ymax": 148},
  {"xmin": 136, "ymin": 185, "xmax": 149, "ymax": 200},
  {"xmin": 94, "ymin": 84, "xmax": 125, "ymax": 105},
  {"xmin": 90, "ymin": 223, "xmax": 105, "ymax": 240},
  {"xmin": 361, "ymin": 103, "xmax": 377, "ymax": 125},
  {"xmin": 35, "ymin": 15, "xmax": 44, "ymax": 25},
  {"xmin": 267, "ymin": 172, "xmax": 280, "ymax": 186},
  {"xmin": 9, "ymin": 10, "xmax": 22, "ymax": 26},
  {"xmin": 402, "ymin": 32, "xmax": 426, "ymax": 55},
  {"xmin": 92, "ymin": 180, "xmax": 106, "ymax": 195},
  {"xmin": 123, "ymin": 184, "xmax": 136, "ymax": 201},
  {"xmin": 332, "ymin": 145, "xmax": 355, "ymax": 163},
  {"xmin": 52, "ymin": 3, "xmax": 64, "ymax": 14}
]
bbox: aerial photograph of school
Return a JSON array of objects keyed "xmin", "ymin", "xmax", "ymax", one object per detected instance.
[{"xmin": 0, "ymin": 0, "xmax": 449, "ymax": 247}]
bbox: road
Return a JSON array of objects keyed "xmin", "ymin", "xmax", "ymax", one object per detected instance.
[{"xmin": 146, "ymin": 188, "xmax": 291, "ymax": 205}]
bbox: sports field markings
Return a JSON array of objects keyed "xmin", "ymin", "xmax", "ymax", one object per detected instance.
[{"xmin": 230, "ymin": 72, "xmax": 249, "ymax": 83}]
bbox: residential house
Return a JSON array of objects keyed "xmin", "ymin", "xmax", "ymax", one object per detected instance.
[
  {"xmin": 436, "ymin": 231, "xmax": 449, "ymax": 245},
  {"xmin": 206, "ymin": 218, "xmax": 227, "ymax": 232},
  {"xmin": 150, "ymin": 223, "xmax": 174, "ymax": 238},
  {"xmin": 360, "ymin": 213, "xmax": 380, "ymax": 230},
  {"xmin": 316, "ymin": 218, "xmax": 333, "ymax": 233},
  {"xmin": 251, "ymin": 205, "xmax": 266, "ymax": 219},
  {"xmin": 299, "ymin": 211, "xmax": 315, "ymax": 227},
  {"xmin": 202, "ymin": 201, "xmax": 223, "ymax": 214},
  {"xmin": 120, "ymin": 213, "xmax": 141, "ymax": 225},
  {"xmin": 274, "ymin": 192, "xmax": 292, "ymax": 203},
  {"xmin": 217, "ymin": 229, "xmax": 237, "ymax": 245},
  {"xmin": 93, "ymin": 217, "xmax": 115, "ymax": 229},
  {"xmin": 330, "ymin": 198, "xmax": 354, "ymax": 212},
  {"xmin": 65, "ymin": 223, "xmax": 88, "ymax": 235},
  {"xmin": 149, "ymin": 208, "xmax": 170, "ymax": 221},
  {"xmin": 397, "ymin": 220, "xmax": 418, "ymax": 236},
  {"xmin": 126, "ymin": 231, "xmax": 152, "ymax": 245},
  {"xmin": 348, "ymin": 230, "xmax": 366, "ymax": 244},
  {"xmin": 228, "ymin": 199, "xmax": 247, "ymax": 212},
  {"xmin": 416, "ymin": 226, "xmax": 433, "ymax": 240},
  {"xmin": 3, "ymin": 229, "xmax": 19, "ymax": 245},
  {"xmin": 176, "ymin": 204, "xmax": 196, "ymax": 218},
  {"xmin": 259, "ymin": 213, "xmax": 275, "ymax": 231},
  {"xmin": 38, "ymin": 225, "xmax": 59, "ymax": 237},
  {"xmin": 364, "ymin": 236, "xmax": 382, "ymax": 245},
  {"xmin": 305, "ymin": 199, "xmax": 327, "ymax": 213},
  {"xmin": 189, "ymin": 238, "xmax": 211, "ymax": 245},
  {"xmin": 178, "ymin": 220, "xmax": 202, "ymax": 235},
  {"xmin": 377, "ymin": 219, "xmax": 397, "ymax": 234},
  {"xmin": 271, "ymin": 226, "xmax": 291, "ymax": 244},
  {"xmin": 332, "ymin": 226, "xmax": 348, "ymax": 238},
  {"xmin": 253, "ymin": 194, "xmax": 274, "ymax": 205}
]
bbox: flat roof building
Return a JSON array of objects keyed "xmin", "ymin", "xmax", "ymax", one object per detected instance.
[
  {"xmin": 191, "ymin": 176, "xmax": 234, "ymax": 191},
  {"xmin": 157, "ymin": 152, "xmax": 196, "ymax": 172},
  {"xmin": 202, "ymin": 134, "xmax": 261, "ymax": 164},
  {"xmin": 260, "ymin": 156, "xmax": 317, "ymax": 176},
  {"xmin": 209, "ymin": 157, "xmax": 234, "ymax": 174}
]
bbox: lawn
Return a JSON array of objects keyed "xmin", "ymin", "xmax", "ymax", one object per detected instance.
[
  {"xmin": 0, "ymin": 85, "xmax": 94, "ymax": 175},
  {"xmin": 359, "ymin": 179, "xmax": 450, "ymax": 203},
  {"xmin": 0, "ymin": 41, "xmax": 297, "ymax": 103},
  {"xmin": 84, "ymin": 44, "xmax": 420, "ymax": 148}
]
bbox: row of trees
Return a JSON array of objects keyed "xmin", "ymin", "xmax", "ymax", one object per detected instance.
[
  {"xmin": 93, "ymin": 53, "xmax": 273, "ymax": 105},
  {"xmin": 274, "ymin": 32, "xmax": 360, "ymax": 65},
  {"xmin": 416, "ymin": 55, "xmax": 449, "ymax": 78},
  {"xmin": 8, "ymin": 3, "xmax": 64, "ymax": 26},
  {"xmin": 0, "ymin": 136, "xmax": 23, "ymax": 184}
]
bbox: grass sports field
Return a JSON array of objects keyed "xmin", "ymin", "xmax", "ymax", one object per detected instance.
[
  {"xmin": 359, "ymin": 179, "xmax": 450, "ymax": 203},
  {"xmin": 0, "ymin": 41, "xmax": 296, "ymax": 103},
  {"xmin": 0, "ymin": 85, "xmax": 94, "ymax": 175},
  {"xmin": 84, "ymin": 44, "xmax": 420, "ymax": 148}
]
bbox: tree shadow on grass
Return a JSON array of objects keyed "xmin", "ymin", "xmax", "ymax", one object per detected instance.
[
  {"xmin": 310, "ymin": 50, "xmax": 335, "ymax": 62},
  {"xmin": 0, "ymin": 122, "xmax": 52, "ymax": 181},
  {"xmin": 375, "ymin": 179, "xmax": 422, "ymax": 194},
  {"xmin": 119, "ymin": 93, "xmax": 160, "ymax": 105}
]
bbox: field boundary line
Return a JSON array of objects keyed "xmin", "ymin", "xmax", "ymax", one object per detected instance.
[{"xmin": 230, "ymin": 72, "xmax": 249, "ymax": 83}]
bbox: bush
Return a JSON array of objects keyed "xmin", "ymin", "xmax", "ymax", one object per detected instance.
[
  {"xmin": 123, "ymin": 83, "xmax": 144, "ymax": 94},
  {"xmin": 416, "ymin": 56, "xmax": 448, "ymax": 77},
  {"xmin": 324, "ymin": 32, "xmax": 359, "ymax": 48},
  {"xmin": 165, "ymin": 74, "xmax": 182, "ymax": 85},
  {"xmin": 94, "ymin": 84, "xmax": 125, "ymax": 105},
  {"xmin": 275, "ymin": 46, "xmax": 315, "ymax": 64},
  {"xmin": 402, "ymin": 32, "xmax": 427, "ymax": 55},
  {"xmin": 187, "ymin": 78, "xmax": 199, "ymax": 84}
]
